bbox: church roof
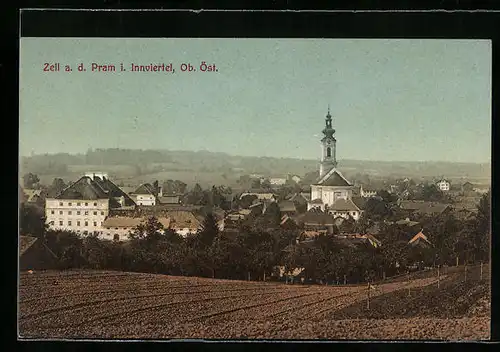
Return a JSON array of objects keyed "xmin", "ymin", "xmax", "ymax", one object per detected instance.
[{"xmin": 316, "ymin": 168, "xmax": 352, "ymax": 187}]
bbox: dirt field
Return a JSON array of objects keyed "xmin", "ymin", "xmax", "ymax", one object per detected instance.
[{"xmin": 18, "ymin": 268, "xmax": 490, "ymax": 340}]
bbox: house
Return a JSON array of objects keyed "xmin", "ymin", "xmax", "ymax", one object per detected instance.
[
  {"xmin": 19, "ymin": 235, "xmax": 58, "ymax": 271},
  {"xmin": 436, "ymin": 178, "xmax": 450, "ymax": 192},
  {"xmin": 328, "ymin": 198, "xmax": 363, "ymax": 221},
  {"xmin": 167, "ymin": 211, "xmax": 202, "ymax": 237},
  {"xmin": 278, "ymin": 200, "xmax": 297, "ymax": 215},
  {"xmin": 130, "ymin": 183, "xmax": 161, "ymax": 206},
  {"xmin": 159, "ymin": 195, "xmax": 181, "ymax": 205},
  {"xmin": 45, "ymin": 172, "xmax": 136, "ymax": 237},
  {"xmin": 359, "ymin": 185, "xmax": 377, "ymax": 198},
  {"xmin": 290, "ymin": 175, "xmax": 302, "ymax": 183},
  {"xmin": 101, "ymin": 216, "xmax": 171, "ymax": 241},
  {"xmin": 298, "ymin": 211, "xmax": 336, "ymax": 234}
]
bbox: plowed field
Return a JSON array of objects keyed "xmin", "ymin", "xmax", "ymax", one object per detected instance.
[{"xmin": 18, "ymin": 267, "xmax": 490, "ymax": 340}]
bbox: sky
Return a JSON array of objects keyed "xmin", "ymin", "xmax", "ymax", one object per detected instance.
[{"xmin": 19, "ymin": 38, "xmax": 491, "ymax": 163}]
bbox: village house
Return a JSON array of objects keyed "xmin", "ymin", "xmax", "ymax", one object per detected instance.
[
  {"xmin": 399, "ymin": 200, "xmax": 451, "ymax": 218},
  {"xmin": 359, "ymin": 185, "xmax": 377, "ymax": 198},
  {"xmin": 45, "ymin": 172, "xmax": 136, "ymax": 236},
  {"xmin": 278, "ymin": 200, "xmax": 297, "ymax": 216},
  {"xmin": 101, "ymin": 216, "xmax": 171, "ymax": 241},
  {"xmin": 167, "ymin": 210, "xmax": 202, "ymax": 237},
  {"xmin": 130, "ymin": 183, "xmax": 162, "ymax": 206}
]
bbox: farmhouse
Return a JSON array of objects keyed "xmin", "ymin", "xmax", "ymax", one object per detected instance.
[
  {"xmin": 167, "ymin": 211, "xmax": 202, "ymax": 237},
  {"xmin": 130, "ymin": 183, "xmax": 161, "ymax": 206}
]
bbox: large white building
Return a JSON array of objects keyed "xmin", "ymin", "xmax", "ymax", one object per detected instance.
[
  {"xmin": 45, "ymin": 172, "xmax": 136, "ymax": 236},
  {"xmin": 307, "ymin": 108, "xmax": 363, "ymax": 221}
]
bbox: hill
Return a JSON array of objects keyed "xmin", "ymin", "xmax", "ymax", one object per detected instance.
[
  {"xmin": 20, "ymin": 149, "xmax": 491, "ymax": 188},
  {"xmin": 18, "ymin": 266, "xmax": 490, "ymax": 340}
]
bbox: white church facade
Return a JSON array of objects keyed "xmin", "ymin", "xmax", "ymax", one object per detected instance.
[{"xmin": 307, "ymin": 108, "xmax": 362, "ymax": 221}]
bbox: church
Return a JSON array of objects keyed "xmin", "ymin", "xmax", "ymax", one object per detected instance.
[{"xmin": 307, "ymin": 108, "xmax": 363, "ymax": 221}]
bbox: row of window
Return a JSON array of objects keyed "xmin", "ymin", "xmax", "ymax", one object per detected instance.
[
  {"xmin": 51, "ymin": 210, "xmax": 105, "ymax": 216},
  {"xmin": 58, "ymin": 201, "xmax": 100, "ymax": 207},
  {"xmin": 51, "ymin": 220, "xmax": 101, "ymax": 227}
]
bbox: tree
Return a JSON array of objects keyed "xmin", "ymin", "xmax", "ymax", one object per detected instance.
[
  {"xmin": 19, "ymin": 203, "xmax": 47, "ymax": 238},
  {"xmin": 198, "ymin": 212, "xmax": 219, "ymax": 248},
  {"xmin": 23, "ymin": 173, "xmax": 40, "ymax": 189},
  {"xmin": 251, "ymin": 178, "xmax": 262, "ymax": 189},
  {"xmin": 186, "ymin": 183, "xmax": 204, "ymax": 205},
  {"xmin": 48, "ymin": 178, "xmax": 66, "ymax": 197}
]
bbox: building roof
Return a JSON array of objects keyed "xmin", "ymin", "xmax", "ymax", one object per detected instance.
[
  {"xmin": 102, "ymin": 216, "xmax": 170, "ymax": 229},
  {"xmin": 167, "ymin": 211, "xmax": 201, "ymax": 229},
  {"xmin": 23, "ymin": 189, "xmax": 43, "ymax": 202},
  {"xmin": 133, "ymin": 183, "xmax": 157, "ymax": 195},
  {"xmin": 240, "ymin": 192, "xmax": 276, "ymax": 200},
  {"xmin": 300, "ymin": 211, "xmax": 335, "ymax": 226},
  {"xmin": 351, "ymin": 196, "xmax": 367, "ymax": 210},
  {"xmin": 119, "ymin": 186, "xmax": 136, "ymax": 194},
  {"xmin": 279, "ymin": 200, "xmax": 297, "ymax": 212},
  {"xmin": 395, "ymin": 218, "xmax": 420, "ymax": 227},
  {"xmin": 316, "ymin": 168, "xmax": 352, "ymax": 187},
  {"xmin": 399, "ymin": 201, "xmax": 450, "ymax": 215},
  {"xmin": 329, "ymin": 198, "xmax": 360, "ymax": 212},
  {"xmin": 53, "ymin": 175, "xmax": 136, "ymax": 207},
  {"xmin": 158, "ymin": 195, "xmax": 180, "ymax": 204},
  {"xmin": 19, "ymin": 236, "xmax": 38, "ymax": 256},
  {"xmin": 408, "ymin": 230, "xmax": 432, "ymax": 246}
]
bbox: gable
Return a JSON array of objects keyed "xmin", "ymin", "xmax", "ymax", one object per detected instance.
[{"xmin": 316, "ymin": 168, "xmax": 352, "ymax": 187}]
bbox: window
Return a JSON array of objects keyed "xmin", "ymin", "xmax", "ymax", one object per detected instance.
[
  {"xmin": 77, "ymin": 221, "xmax": 81, "ymax": 226},
  {"xmin": 93, "ymin": 221, "xmax": 97, "ymax": 226},
  {"xmin": 93, "ymin": 211, "xmax": 97, "ymax": 215},
  {"xmin": 68, "ymin": 202, "xmax": 72, "ymax": 206},
  {"xmin": 51, "ymin": 210, "xmax": 54, "ymax": 214},
  {"xmin": 68, "ymin": 211, "xmax": 72, "ymax": 215},
  {"xmin": 59, "ymin": 221, "xmax": 63, "ymax": 226},
  {"xmin": 84, "ymin": 211, "xmax": 89, "ymax": 215},
  {"xmin": 84, "ymin": 221, "xmax": 88, "ymax": 226},
  {"xmin": 326, "ymin": 147, "xmax": 331, "ymax": 157},
  {"xmin": 101, "ymin": 211, "xmax": 104, "ymax": 215},
  {"xmin": 77, "ymin": 211, "xmax": 81, "ymax": 215},
  {"xmin": 113, "ymin": 234, "xmax": 120, "ymax": 241},
  {"xmin": 50, "ymin": 221, "xmax": 54, "ymax": 225},
  {"xmin": 59, "ymin": 202, "xmax": 63, "ymax": 206},
  {"xmin": 68, "ymin": 221, "xmax": 72, "ymax": 226},
  {"xmin": 85, "ymin": 202, "xmax": 88, "ymax": 206},
  {"xmin": 94, "ymin": 202, "xmax": 97, "ymax": 206},
  {"xmin": 77, "ymin": 202, "xmax": 81, "ymax": 206},
  {"xmin": 59, "ymin": 211, "xmax": 63, "ymax": 215}
]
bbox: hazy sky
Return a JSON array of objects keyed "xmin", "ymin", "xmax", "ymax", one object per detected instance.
[{"xmin": 19, "ymin": 38, "xmax": 491, "ymax": 163}]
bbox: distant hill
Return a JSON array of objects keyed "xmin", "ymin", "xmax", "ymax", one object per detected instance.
[{"xmin": 19, "ymin": 149, "xmax": 491, "ymax": 187}]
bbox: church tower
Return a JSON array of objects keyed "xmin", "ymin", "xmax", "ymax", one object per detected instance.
[{"xmin": 319, "ymin": 106, "xmax": 337, "ymax": 178}]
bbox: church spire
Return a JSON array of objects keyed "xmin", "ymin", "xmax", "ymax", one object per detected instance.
[{"xmin": 319, "ymin": 106, "xmax": 337, "ymax": 178}]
